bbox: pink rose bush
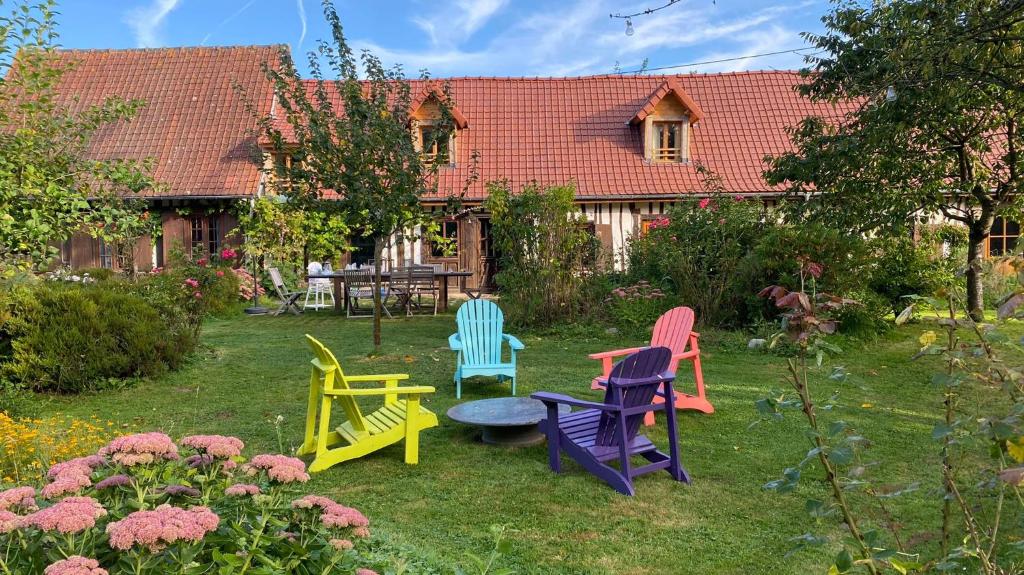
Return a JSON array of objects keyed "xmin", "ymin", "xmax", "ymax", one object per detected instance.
[{"xmin": 0, "ymin": 432, "xmax": 386, "ymax": 574}]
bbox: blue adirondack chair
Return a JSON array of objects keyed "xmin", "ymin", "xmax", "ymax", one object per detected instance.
[
  {"xmin": 532, "ymin": 347, "xmax": 690, "ymax": 496},
  {"xmin": 448, "ymin": 300, "xmax": 524, "ymax": 399}
]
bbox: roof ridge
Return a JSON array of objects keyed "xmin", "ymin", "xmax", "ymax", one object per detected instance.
[
  {"xmin": 297, "ymin": 69, "xmax": 807, "ymax": 84},
  {"xmin": 55, "ymin": 44, "xmax": 286, "ymax": 54}
]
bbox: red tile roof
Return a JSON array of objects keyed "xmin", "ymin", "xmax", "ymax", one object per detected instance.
[
  {"xmin": 286, "ymin": 72, "xmax": 856, "ymax": 201},
  {"xmin": 46, "ymin": 45, "xmax": 281, "ymax": 198}
]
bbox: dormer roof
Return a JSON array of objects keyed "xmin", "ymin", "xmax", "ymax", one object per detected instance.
[
  {"xmin": 411, "ymin": 85, "xmax": 469, "ymax": 129},
  {"xmin": 630, "ymin": 78, "xmax": 704, "ymax": 125}
]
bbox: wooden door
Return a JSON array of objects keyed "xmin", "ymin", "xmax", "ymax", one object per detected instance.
[
  {"xmin": 479, "ymin": 218, "xmax": 499, "ymax": 292},
  {"xmin": 459, "ymin": 217, "xmax": 480, "ymax": 289}
]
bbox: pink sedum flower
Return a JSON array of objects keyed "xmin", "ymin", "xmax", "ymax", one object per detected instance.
[
  {"xmin": 101, "ymin": 433, "xmax": 178, "ymax": 467},
  {"xmin": 330, "ymin": 538, "xmax": 354, "ymax": 550},
  {"xmin": 184, "ymin": 278, "xmax": 199, "ymax": 288},
  {"xmin": 224, "ymin": 484, "xmax": 261, "ymax": 497},
  {"xmin": 249, "ymin": 454, "xmax": 309, "ymax": 484},
  {"xmin": 41, "ymin": 472, "xmax": 92, "ymax": 499},
  {"xmin": 106, "ymin": 504, "xmax": 219, "ymax": 551},
  {"xmin": 181, "ymin": 435, "xmax": 244, "ymax": 459},
  {"xmin": 21, "ymin": 497, "xmax": 106, "ymax": 534},
  {"xmin": 44, "ymin": 556, "xmax": 108, "ymax": 575},
  {"xmin": 0, "ymin": 486, "xmax": 36, "ymax": 511},
  {"xmin": 291, "ymin": 494, "xmax": 369, "ymax": 529},
  {"xmin": 0, "ymin": 510, "xmax": 20, "ymax": 533},
  {"xmin": 356, "ymin": 569, "xmax": 379, "ymax": 575},
  {"xmin": 48, "ymin": 455, "xmax": 104, "ymax": 480}
]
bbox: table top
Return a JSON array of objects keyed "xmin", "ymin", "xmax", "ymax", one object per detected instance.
[
  {"xmin": 308, "ymin": 270, "xmax": 472, "ymax": 279},
  {"xmin": 447, "ymin": 397, "xmax": 570, "ymax": 427}
]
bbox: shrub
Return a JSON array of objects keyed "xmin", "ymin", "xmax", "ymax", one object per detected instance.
[
  {"xmin": 604, "ymin": 281, "xmax": 674, "ymax": 336},
  {"xmin": 743, "ymin": 223, "xmax": 872, "ymax": 301},
  {"xmin": 626, "ymin": 191, "xmax": 764, "ymax": 327},
  {"xmin": 0, "ymin": 433, "xmax": 388, "ymax": 574},
  {"xmin": 867, "ymin": 233, "xmax": 955, "ymax": 315},
  {"xmin": 0, "ymin": 283, "xmax": 194, "ymax": 393},
  {"xmin": 486, "ymin": 182, "xmax": 602, "ymax": 327},
  {"xmin": 0, "ymin": 413, "xmax": 121, "ymax": 485}
]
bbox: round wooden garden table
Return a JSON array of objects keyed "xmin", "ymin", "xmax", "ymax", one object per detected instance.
[{"xmin": 447, "ymin": 397, "xmax": 570, "ymax": 446}]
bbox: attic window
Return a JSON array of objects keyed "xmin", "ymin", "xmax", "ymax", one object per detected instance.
[
  {"xmin": 653, "ymin": 121, "xmax": 683, "ymax": 162},
  {"xmin": 419, "ymin": 125, "xmax": 450, "ymax": 165}
]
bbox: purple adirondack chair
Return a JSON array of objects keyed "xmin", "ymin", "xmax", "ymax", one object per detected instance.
[{"xmin": 532, "ymin": 347, "xmax": 690, "ymax": 496}]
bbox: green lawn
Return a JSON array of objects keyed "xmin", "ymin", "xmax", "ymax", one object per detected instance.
[{"xmin": 40, "ymin": 310, "xmax": 1005, "ymax": 574}]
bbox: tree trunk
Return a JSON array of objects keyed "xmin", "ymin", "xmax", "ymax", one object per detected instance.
[
  {"xmin": 966, "ymin": 222, "xmax": 987, "ymax": 322},
  {"xmin": 372, "ymin": 238, "xmax": 384, "ymax": 350}
]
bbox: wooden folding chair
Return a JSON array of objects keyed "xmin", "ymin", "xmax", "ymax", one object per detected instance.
[{"xmin": 269, "ymin": 267, "xmax": 303, "ymax": 316}]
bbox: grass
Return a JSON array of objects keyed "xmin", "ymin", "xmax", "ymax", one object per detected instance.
[{"xmin": 39, "ymin": 310, "xmax": 1017, "ymax": 574}]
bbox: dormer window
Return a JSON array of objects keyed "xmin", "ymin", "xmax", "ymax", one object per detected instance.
[
  {"xmin": 653, "ymin": 121, "xmax": 683, "ymax": 162},
  {"xmin": 631, "ymin": 79, "xmax": 704, "ymax": 164},
  {"xmin": 410, "ymin": 85, "xmax": 468, "ymax": 168}
]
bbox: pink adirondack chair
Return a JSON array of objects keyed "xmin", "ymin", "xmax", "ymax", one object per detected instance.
[{"xmin": 589, "ymin": 306, "xmax": 712, "ymax": 425}]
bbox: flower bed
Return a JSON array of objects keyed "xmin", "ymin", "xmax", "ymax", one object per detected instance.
[
  {"xmin": 0, "ymin": 414, "xmax": 121, "ymax": 485},
  {"xmin": 0, "ymin": 432, "xmax": 380, "ymax": 574}
]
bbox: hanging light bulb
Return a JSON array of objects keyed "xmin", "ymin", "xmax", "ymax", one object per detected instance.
[
  {"xmin": 625, "ymin": 18, "xmax": 634, "ymax": 36},
  {"xmin": 885, "ymin": 85, "xmax": 897, "ymax": 102}
]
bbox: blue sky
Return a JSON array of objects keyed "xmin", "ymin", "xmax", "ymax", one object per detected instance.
[{"xmin": 55, "ymin": 0, "xmax": 830, "ymax": 77}]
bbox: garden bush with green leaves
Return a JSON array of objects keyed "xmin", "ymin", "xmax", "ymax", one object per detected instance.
[
  {"xmin": 0, "ymin": 432, "xmax": 392, "ymax": 575},
  {"xmin": 625, "ymin": 190, "xmax": 764, "ymax": 327}
]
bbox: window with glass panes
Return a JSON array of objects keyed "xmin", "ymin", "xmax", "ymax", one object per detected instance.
[
  {"xmin": 988, "ymin": 217, "xmax": 1020, "ymax": 256},
  {"xmin": 420, "ymin": 126, "xmax": 449, "ymax": 164},
  {"xmin": 430, "ymin": 219, "xmax": 458, "ymax": 258},
  {"xmin": 653, "ymin": 121, "xmax": 683, "ymax": 162}
]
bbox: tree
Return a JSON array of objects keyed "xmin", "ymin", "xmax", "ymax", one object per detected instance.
[
  {"xmin": 258, "ymin": 0, "xmax": 456, "ymax": 348},
  {"xmin": 765, "ymin": 0, "xmax": 1024, "ymax": 320},
  {"xmin": 0, "ymin": 1, "xmax": 157, "ymax": 276}
]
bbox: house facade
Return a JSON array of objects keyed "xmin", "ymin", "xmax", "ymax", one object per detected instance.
[{"xmin": 44, "ymin": 45, "xmax": 1021, "ymax": 288}]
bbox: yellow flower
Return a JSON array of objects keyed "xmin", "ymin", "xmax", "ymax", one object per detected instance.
[
  {"xmin": 918, "ymin": 330, "xmax": 937, "ymax": 347},
  {"xmin": 1008, "ymin": 437, "xmax": 1024, "ymax": 463}
]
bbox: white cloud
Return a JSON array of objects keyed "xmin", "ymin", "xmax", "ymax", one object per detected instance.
[
  {"xmin": 350, "ymin": 0, "xmax": 822, "ymax": 77},
  {"xmin": 296, "ymin": 0, "xmax": 308, "ymax": 51},
  {"xmin": 124, "ymin": 0, "xmax": 182, "ymax": 48},
  {"xmin": 413, "ymin": 0, "xmax": 508, "ymax": 48}
]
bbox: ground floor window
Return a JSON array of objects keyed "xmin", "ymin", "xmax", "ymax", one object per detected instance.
[
  {"xmin": 430, "ymin": 219, "xmax": 458, "ymax": 258},
  {"xmin": 99, "ymin": 240, "xmax": 113, "ymax": 269},
  {"xmin": 188, "ymin": 215, "xmax": 223, "ymax": 256},
  {"xmin": 349, "ymin": 234, "xmax": 375, "ymax": 266},
  {"xmin": 988, "ymin": 217, "xmax": 1020, "ymax": 257}
]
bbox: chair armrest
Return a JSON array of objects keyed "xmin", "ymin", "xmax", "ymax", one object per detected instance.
[
  {"xmin": 344, "ymin": 374, "xmax": 410, "ymax": 383},
  {"xmin": 503, "ymin": 334, "xmax": 524, "ymax": 350},
  {"xmin": 691, "ymin": 331, "xmax": 700, "ymax": 338},
  {"xmin": 326, "ymin": 386, "xmax": 435, "ymax": 397},
  {"xmin": 531, "ymin": 392, "xmax": 620, "ymax": 412},
  {"xmin": 587, "ymin": 347, "xmax": 643, "ymax": 360},
  {"xmin": 448, "ymin": 333, "xmax": 462, "ymax": 351},
  {"xmin": 672, "ymin": 350, "xmax": 700, "ymax": 361}
]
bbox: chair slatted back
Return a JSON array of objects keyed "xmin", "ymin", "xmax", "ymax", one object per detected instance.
[
  {"xmin": 455, "ymin": 300, "xmax": 504, "ymax": 366},
  {"xmin": 269, "ymin": 267, "xmax": 287, "ymax": 292},
  {"xmin": 650, "ymin": 307, "xmax": 695, "ymax": 373},
  {"xmin": 410, "ymin": 265, "xmax": 436, "ymax": 291},
  {"xmin": 344, "ymin": 268, "xmax": 373, "ymax": 291},
  {"xmin": 595, "ymin": 347, "xmax": 673, "ymax": 447},
  {"xmin": 304, "ymin": 335, "xmax": 366, "ymax": 433}
]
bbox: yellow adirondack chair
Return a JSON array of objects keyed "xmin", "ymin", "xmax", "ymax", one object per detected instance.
[{"xmin": 299, "ymin": 335, "xmax": 438, "ymax": 472}]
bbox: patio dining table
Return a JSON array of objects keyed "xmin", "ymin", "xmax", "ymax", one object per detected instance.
[{"xmin": 307, "ymin": 269, "xmax": 473, "ymax": 313}]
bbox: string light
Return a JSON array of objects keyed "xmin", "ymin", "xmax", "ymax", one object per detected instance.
[{"xmin": 610, "ymin": 0, "xmax": 683, "ymax": 35}]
